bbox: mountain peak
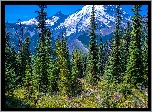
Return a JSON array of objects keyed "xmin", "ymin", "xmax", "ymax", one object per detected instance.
[
  {"xmin": 55, "ymin": 11, "xmax": 63, "ymax": 15},
  {"xmin": 6, "ymin": 5, "xmax": 132, "ymax": 54}
]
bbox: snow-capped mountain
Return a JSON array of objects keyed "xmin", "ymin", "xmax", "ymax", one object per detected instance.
[{"xmin": 5, "ymin": 5, "xmax": 131, "ymax": 54}]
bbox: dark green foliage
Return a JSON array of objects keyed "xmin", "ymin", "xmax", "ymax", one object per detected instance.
[
  {"xmin": 16, "ymin": 36, "xmax": 31, "ymax": 86},
  {"xmin": 32, "ymin": 55, "xmax": 40, "ymax": 92},
  {"xmin": 81, "ymin": 54, "xmax": 87, "ymax": 78},
  {"xmin": 124, "ymin": 5, "xmax": 144, "ymax": 88},
  {"xmin": 97, "ymin": 35, "xmax": 104, "ymax": 76},
  {"xmin": 23, "ymin": 60, "xmax": 35, "ymax": 99},
  {"xmin": 35, "ymin": 5, "xmax": 48, "ymax": 92},
  {"xmin": 13, "ymin": 19, "xmax": 32, "ymax": 86},
  {"xmin": 142, "ymin": 33, "xmax": 148, "ymax": 86},
  {"xmin": 34, "ymin": 5, "xmax": 55, "ymax": 93},
  {"xmin": 61, "ymin": 32, "xmax": 72, "ymax": 97},
  {"xmin": 54, "ymin": 35, "xmax": 62, "ymax": 91},
  {"xmin": 14, "ymin": 19, "xmax": 26, "ymax": 86},
  {"xmin": 45, "ymin": 29, "xmax": 57, "ymax": 92},
  {"xmin": 86, "ymin": 5, "xmax": 99, "ymax": 85},
  {"xmin": 22, "ymin": 36, "xmax": 31, "ymax": 63},
  {"xmin": 142, "ymin": 10, "xmax": 148, "ymax": 86},
  {"xmin": 5, "ymin": 32, "xmax": 11, "ymax": 66},
  {"xmin": 54, "ymin": 32, "xmax": 72, "ymax": 97},
  {"xmin": 5, "ymin": 5, "xmax": 148, "ymax": 108},
  {"xmin": 10, "ymin": 43, "xmax": 18, "ymax": 77},
  {"xmin": 55, "ymin": 35, "xmax": 71, "ymax": 96},
  {"xmin": 5, "ymin": 61, "xmax": 18, "ymax": 93},
  {"xmin": 104, "ymin": 5, "xmax": 122, "ymax": 83},
  {"xmin": 73, "ymin": 45, "xmax": 86, "ymax": 78},
  {"xmin": 119, "ymin": 22, "xmax": 131, "ymax": 80},
  {"xmin": 102, "ymin": 39, "xmax": 113, "ymax": 72},
  {"xmin": 61, "ymin": 31, "xmax": 71, "ymax": 72},
  {"xmin": 16, "ymin": 51, "xmax": 24, "ymax": 85},
  {"xmin": 35, "ymin": 5, "xmax": 47, "ymax": 32},
  {"xmin": 5, "ymin": 32, "xmax": 18, "ymax": 92},
  {"xmin": 71, "ymin": 49, "xmax": 83, "ymax": 96}
]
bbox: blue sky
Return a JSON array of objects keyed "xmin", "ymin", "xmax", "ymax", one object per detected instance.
[{"xmin": 5, "ymin": 5, "xmax": 148, "ymax": 23}]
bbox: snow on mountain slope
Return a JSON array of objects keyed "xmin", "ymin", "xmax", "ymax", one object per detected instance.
[
  {"xmin": 54, "ymin": 5, "xmax": 131, "ymax": 38},
  {"xmin": 20, "ymin": 18, "xmax": 39, "ymax": 25},
  {"xmin": 51, "ymin": 5, "xmax": 131, "ymax": 53},
  {"xmin": 6, "ymin": 5, "xmax": 132, "ymax": 54},
  {"xmin": 19, "ymin": 16, "xmax": 59, "ymax": 26}
]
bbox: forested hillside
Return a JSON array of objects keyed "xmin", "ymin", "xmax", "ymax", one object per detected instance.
[{"xmin": 5, "ymin": 5, "xmax": 148, "ymax": 108}]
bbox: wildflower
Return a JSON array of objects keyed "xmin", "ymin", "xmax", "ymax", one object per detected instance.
[
  {"xmin": 66, "ymin": 98, "xmax": 70, "ymax": 101},
  {"xmin": 145, "ymin": 92, "xmax": 148, "ymax": 96},
  {"xmin": 52, "ymin": 91, "xmax": 56, "ymax": 94},
  {"xmin": 46, "ymin": 93, "xmax": 49, "ymax": 96},
  {"xmin": 96, "ymin": 95, "xmax": 100, "ymax": 99},
  {"xmin": 99, "ymin": 76, "xmax": 103, "ymax": 79},
  {"xmin": 114, "ymin": 93, "xmax": 120, "ymax": 98},
  {"xmin": 77, "ymin": 78, "xmax": 86, "ymax": 84}
]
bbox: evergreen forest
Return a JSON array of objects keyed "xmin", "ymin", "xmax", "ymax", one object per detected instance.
[{"xmin": 5, "ymin": 5, "xmax": 148, "ymax": 108}]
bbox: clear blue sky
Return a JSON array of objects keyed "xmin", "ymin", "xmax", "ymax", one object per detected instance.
[{"xmin": 5, "ymin": 5, "xmax": 148, "ymax": 23}]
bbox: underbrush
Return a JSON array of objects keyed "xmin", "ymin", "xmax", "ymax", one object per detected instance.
[{"xmin": 5, "ymin": 79, "xmax": 148, "ymax": 108}]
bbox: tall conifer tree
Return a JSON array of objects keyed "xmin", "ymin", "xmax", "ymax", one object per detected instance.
[
  {"xmin": 104, "ymin": 5, "xmax": 122, "ymax": 83},
  {"xmin": 119, "ymin": 21, "xmax": 131, "ymax": 81},
  {"xmin": 5, "ymin": 32, "xmax": 17, "ymax": 92},
  {"xmin": 55, "ymin": 35, "xmax": 70, "ymax": 96},
  {"xmin": 97, "ymin": 35, "xmax": 104, "ymax": 76},
  {"xmin": 34, "ymin": 5, "xmax": 54, "ymax": 93},
  {"xmin": 61, "ymin": 31, "xmax": 71, "ymax": 72},
  {"xmin": 124, "ymin": 5, "xmax": 144, "ymax": 88},
  {"xmin": 86, "ymin": 5, "xmax": 99, "ymax": 85},
  {"xmin": 142, "ymin": 10, "xmax": 148, "ymax": 86},
  {"xmin": 71, "ymin": 49, "xmax": 82, "ymax": 96}
]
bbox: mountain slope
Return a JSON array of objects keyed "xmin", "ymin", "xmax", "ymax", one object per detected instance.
[{"xmin": 5, "ymin": 5, "xmax": 131, "ymax": 54}]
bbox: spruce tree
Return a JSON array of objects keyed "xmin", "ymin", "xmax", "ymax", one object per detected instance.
[
  {"xmin": 23, "ymin": 60, "xmax": 33, "ymax": 99},
  {"xmin": 11, "ymin": 42, "xmax": 18, "ymax": 77},
  {"xmin": 15, "ymin": 20, "xmax": 31, "ymax": 86},
  {"xmin": 86, "ymin": 5, "xmax": 99, "ymax": 86},
  {"xmin": 142, "ymin": 33, "xmax": 148, "ymax": 86},
  {"xmin": 5, "ymin": 32, "xmax": 17, "ymax": 92},
  {"xmin": 119, "ymin": 21, "xmax": 131, "ymax": 81},
  {"xmin": 55, "ymin": 35, "xmax": 68, "ymax": 96},
  {"xmin": 34, "ymin": 5, "xmax": 54, "ymax": 93},
  {"xmin": 16, "ymin": 36, "xmax": 31, "ymax": 86},
  {"xmin": 22, "ymin": 36, "xmax": 31, "ymax": 63},
  {"xmin": 142, "ymin": 10, "xmax": 148, "ymax": 86},
  {"xmin": 54, "ymin": 32, "xmax": 72, "ymax": 97},
  {"xmin": 35, "ymin": 5, "xmax": 48, "ymax": 92},
  {"xmin": 78, "ymin": 56, "xmax": 84, "ymax": 79},
  {"xmin": 5, "ymin": 32, "xmax": 12, "ymax": 69},
  {"xmin": 97, "ymin": 35, "xmax": 104, "ymax": 76},
  {"xmin": 61, "ymin": 31, "xmax": 71, "ymax": 72},
  {"xmin": 16, "ymin": 50, "xmax": 24, "ymax": 85},
  {"xmin": 104, "ymin": 5, "xmax": 122, "ymax": 83},
  {"xmin": 45, "ymin": 29, "xmax": 57, "ymax": 92},
  {"xmin": 32, "ymin": 55, "xmax": 40, "ymax": 92},
  {"xmin": 73, "ymin": 45, "xmax": 85, "ymax": 78},
  {"xmin": 81, "ymin": 54, "xmax": 87, "ymax": 78},
  {"xmin": 5, "ymin": 67, "xmax": 17, "ymax": 93},
  {"xmin": 71, "ymin": 49, "xmax": 82, "ymax": 96},
  {"xmin": 20, "ymin": 36, "xmax": 32, "ymax": 85},
  {"xmin": 62, "ymin": 33, "xmax": 71, "ymax": 97},
  {"xmin": 124, "ymin": 5, "xmax": 144, "ymax": 88}
]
